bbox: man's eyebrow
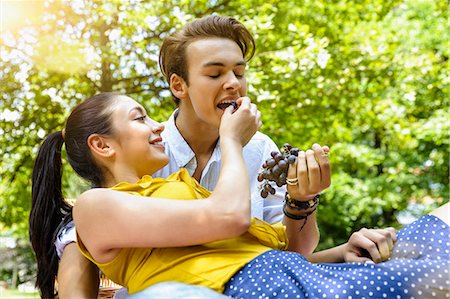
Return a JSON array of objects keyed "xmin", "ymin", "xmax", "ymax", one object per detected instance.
[{"xmin": 202, "ymin": 61, "xmax": 246, "ymax": 67}]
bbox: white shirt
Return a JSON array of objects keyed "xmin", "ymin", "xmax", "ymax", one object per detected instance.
[
  {"xmin": 55, "ymin": 111, "xmax": 285, "ymax": 256},
  {"xmin": 153, "ymin": 110, "xmax": 285, "ymax": 223}
]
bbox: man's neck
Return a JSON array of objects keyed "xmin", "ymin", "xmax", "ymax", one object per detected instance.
[
  {"xmin": 175, "ymin": 110, "xmax": 219, "ymax": 156},
  {"xmin": 175, "ymin": 110, "xmax": 219, "ymax": 181}
]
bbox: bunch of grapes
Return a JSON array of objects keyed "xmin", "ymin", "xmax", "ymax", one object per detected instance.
[{"xmin": 258, "ymin": 143, "xmax": 300, "ymax": 198}]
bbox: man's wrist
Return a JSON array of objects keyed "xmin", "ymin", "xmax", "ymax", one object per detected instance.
[{"xmin": 285, "ymin": 193, "xmax": 320, "ymax": 210}]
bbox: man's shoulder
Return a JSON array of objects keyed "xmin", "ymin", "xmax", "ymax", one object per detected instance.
[
  {"xmin": 243, "ymin": 131, "xmax": 279, "ymax": 158},
  {"xmin": 248, "ymin": 131, "xmax": 277, "ymax": 147}
]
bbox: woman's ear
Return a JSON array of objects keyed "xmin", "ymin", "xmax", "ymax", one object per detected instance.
[
  {"xmin": 170, "ymin": 73, "xmax": 187, "ymax": 100},
  {"xmin": 87, "ymin": 134, "xmax": 115, "ymax": 158}
]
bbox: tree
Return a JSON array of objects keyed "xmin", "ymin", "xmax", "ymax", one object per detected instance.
[{"xmin": 1, "ymin": 0, "xmax": 448, "ymax": 254}]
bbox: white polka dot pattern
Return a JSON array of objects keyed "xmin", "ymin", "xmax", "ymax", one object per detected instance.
[{"xmin": 224, "ymin": 215, "xmax": 450, "ymax": 299}]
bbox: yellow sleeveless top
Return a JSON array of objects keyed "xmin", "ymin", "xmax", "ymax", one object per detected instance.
[{"xmin": 78, "ymin": 169, "xmax": 288, "ymax": 294}]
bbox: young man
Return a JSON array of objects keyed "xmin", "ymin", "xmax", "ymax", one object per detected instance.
[{"xmin": 154, "ymin": 15, "xmax": 331, "ymax": 254}]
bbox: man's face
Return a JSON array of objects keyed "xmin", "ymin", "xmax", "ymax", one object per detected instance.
[{"xmin": 180, "ymin": 37, "xmax": 247, "ymax": 128}]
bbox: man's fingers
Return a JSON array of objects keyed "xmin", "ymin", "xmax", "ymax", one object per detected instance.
[
  {"xmin": 351, "ymin": 229, "xmax": 383, "ymax": 263},
  {"xmin": 357, "ymin": 228, "xmax": 397, "ymax": 262},
  {"xmin": 312, "ymin": 143, "xmax": 331, "ymax": 187},
  {"xmin": 373, "ymin": 228, "xmax": 397, "ymax": 256},
  {"xmin": 345, "ymin": 251, "xmax": 373, "ymax": 263},
  {"xmin": 305, "ymin": 149, "xmax": 320, "ymax": 193},
  {"xmin": 296, "ymin": 151, "xmax": 309, "ymax": 195}
]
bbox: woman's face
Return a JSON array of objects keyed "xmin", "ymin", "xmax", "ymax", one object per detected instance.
[{"xmin": 108, "ymin": 95, "xmax": 169, "ymax": 178}]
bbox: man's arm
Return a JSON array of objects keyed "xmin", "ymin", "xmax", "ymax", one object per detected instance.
[
  {"xmin": 57, "ymin": 243, "xmax": 99, "ymax": 299},
  {"xmin": 307, "ymin": 227, "xmax": 397, "ymax": 263},
  {"xmin": 261, "ymin": 138, "xmax": 328, "ymax": 255}
]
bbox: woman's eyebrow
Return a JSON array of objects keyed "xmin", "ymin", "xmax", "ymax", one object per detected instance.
[{"xmin": 129, "ymin": 106, "xmax": 146, "ymax": 115}]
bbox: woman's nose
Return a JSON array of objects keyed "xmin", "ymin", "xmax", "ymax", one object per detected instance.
[{"xmin": 151, "ymin": 122, "xmax": 164, "ymax": 134}]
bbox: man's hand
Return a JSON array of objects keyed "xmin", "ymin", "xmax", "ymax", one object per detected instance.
[
  {"xmin": 286, "ymin": 143, "xmax": 331, "ymax": 200},
  {"xmin": 343, "ymin": 227, "xmax": 397, "ymax": 263}
]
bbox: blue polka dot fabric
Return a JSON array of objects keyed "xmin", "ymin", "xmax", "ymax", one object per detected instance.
[{"xmin": 224, "ymin": 215, "xmax": 450, "ymax": 299}]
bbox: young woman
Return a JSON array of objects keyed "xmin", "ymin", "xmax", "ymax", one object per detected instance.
[{"xmin": 31, "ymin": 92, "xmax": 449, "ymax": 298}]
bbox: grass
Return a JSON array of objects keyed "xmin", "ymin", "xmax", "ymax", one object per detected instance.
[{"xmin": 0, "ymin": 289, "xmax": 39, "ymax": 299}]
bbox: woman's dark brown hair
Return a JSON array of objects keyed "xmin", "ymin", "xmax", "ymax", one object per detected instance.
[
  {"xmin": 29, "ymin": 92, "xmax": 120, "ymax": 298},
  {"xmin": 159, "ymin": 15, "xmax": 255, "ymax": 105}
]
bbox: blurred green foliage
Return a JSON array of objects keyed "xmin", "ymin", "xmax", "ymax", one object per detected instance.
[{"xmin": 0, "ymin": 0, "xmax": 448, "ymax": 261}]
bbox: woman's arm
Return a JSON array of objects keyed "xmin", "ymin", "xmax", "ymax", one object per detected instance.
[
  {"xmin": 74, "ymin": 98, "xmax": 261, "ymax": 263},
  {"xmin": 57, "ymin": 243, "xmax": 99, "ymax": 299}
]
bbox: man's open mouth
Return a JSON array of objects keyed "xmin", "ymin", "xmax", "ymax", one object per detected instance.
[{"xmin": 217, "ymin": 101, "xmax": 238, "ymax": 111}]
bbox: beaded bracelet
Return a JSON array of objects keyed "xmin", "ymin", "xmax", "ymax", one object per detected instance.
[
  {"xmin": 283, "ymin": 193, "xmax": 320, "ymax": 231},
  {"xmin": 285, "ymin": 193, "xmax": 320, "ymax": 210}
]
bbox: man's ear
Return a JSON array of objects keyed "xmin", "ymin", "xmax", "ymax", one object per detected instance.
[
  {"xmin": 87, "ymin": 134, "xmax": 115, "ymax": 158},
  {"xmin": 170, "ymin": 73, "xmax": 188, "ymax": 100}
]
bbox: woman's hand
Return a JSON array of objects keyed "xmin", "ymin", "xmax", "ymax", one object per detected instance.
[
  {"xmin": 286, "ymin": 143, "xmax": 331, "ymax": 200},
  {"xmin": 219, "ymin": 96, "xmax": 262, "ymax": 147},
  {"xmin": 342, "ymin": 227, "xmax": 397, "ymax": 263}
]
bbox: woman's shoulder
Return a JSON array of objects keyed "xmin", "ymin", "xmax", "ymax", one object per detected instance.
[{"xmin": 111, "ymin": 169, "xmax": 211, "ymax": 199}]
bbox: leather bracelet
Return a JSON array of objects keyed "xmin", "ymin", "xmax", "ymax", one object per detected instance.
[
  {"xmin": 283, "ymin": 204, "xmax": 317, "ymax": 231},
  {"xmin": 283, "ymin": 204, "xmax": 314, "ymax": 220},
  {"xmin": 285, "ymin": 193, "xmax": 320, "ymax": 210}
]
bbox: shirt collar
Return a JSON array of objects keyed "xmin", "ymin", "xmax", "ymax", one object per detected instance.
[{"xmin": 163, "ymin": 109, "xmax": 196, "ymax": 168}]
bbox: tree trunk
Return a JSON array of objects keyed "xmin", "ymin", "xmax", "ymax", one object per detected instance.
[{"xmin": 98, "ymin": 22, "xmax": 112, "ymax": 92}]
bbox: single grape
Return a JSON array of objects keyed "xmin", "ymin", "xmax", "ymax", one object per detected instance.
[
  {"xmin": 287, "ymin": 155, "xmax": 297, "ymax": 164},
  {"xmin": 278, "ymin": 160, "xmax": 288, "ymax": 171},
  {"xmin": 274, "ymin": 153, "xmax": 283, "ymax": 162},
  {"xmin": 272, "ymin": 165, "xmax": 282, "ymax": 176},
  {"xmin": 261, "ymin": 189, "xmax": 269, "ymax": 198},
  {"xmin": 257, "ymin": 173, "xmax": 263, "ymax": 182},
  {"xmin": 266, "ymin": 158, "xmax": 276, "ymax": 168},
  {"xmin": 269, "ymin": 186, "xmax": 276, "ymax": 195},
  {"xmin": 271, "ymin": 151, "xmax": 278, "ymax": 158},
  {"xmin": 264, "ymin": 183, "xmax": 272, "ymax": 192}
]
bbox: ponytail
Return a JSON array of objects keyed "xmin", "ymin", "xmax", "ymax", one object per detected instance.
[
  {"xmin": 29, "ymin": 92, "xmax": 120, "ymax": 297},
  {"xmin": 29, "ymin": 130, "xmax": 72, "ymax": 298}
]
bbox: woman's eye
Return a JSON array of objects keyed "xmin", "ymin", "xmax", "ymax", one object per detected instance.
[
  {"xmin": 209, "ymin": 74, "xmax": 220, "ymax": 78},
  {"xmin": 235, "ymin": 73, "xmax": 244, "ymax": 79},
  {"xmin": 135, "ymin": 115, "xmax": 147, "ymax": 121}
]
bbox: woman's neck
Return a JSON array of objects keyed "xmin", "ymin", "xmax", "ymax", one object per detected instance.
[{"xmin": 102, "ymin": 167, "xmax": 140, "ymax": 188}]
